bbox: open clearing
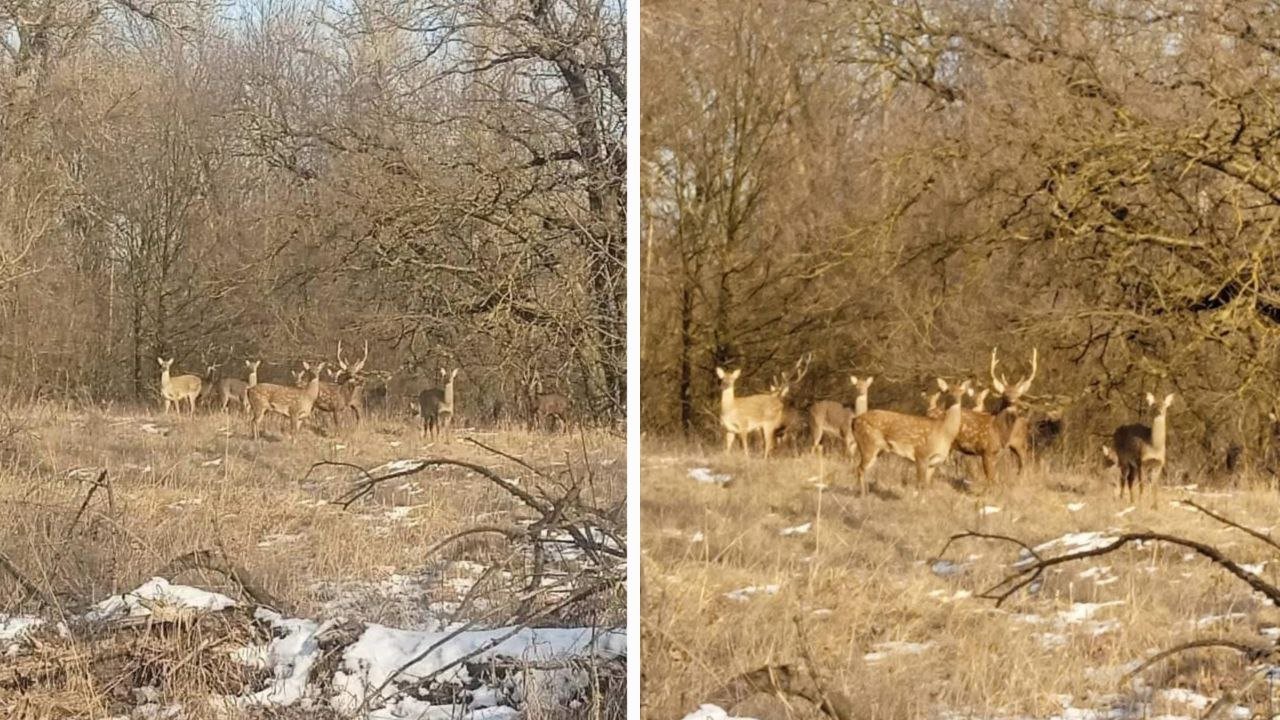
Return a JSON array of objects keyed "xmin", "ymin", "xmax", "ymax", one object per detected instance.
[
  {"xmin": 0, "ymin": 404, "xmax": 625, "ymax": 719},
  {"xmin": 642, "ymin": 441, "xmax": 1280, "ymax": 720}
]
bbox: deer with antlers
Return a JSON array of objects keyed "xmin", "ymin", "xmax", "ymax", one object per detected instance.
[
  {"xmin": 314, "ymin": 340, "xmax": 368, "ymax": 429},
  {"xmin": 852, "ymin": 378, "xmax": 971, "ymax": 495},
  {"xmin": 927, "ymin": 348, "xmax": 1038, "ymax": 487},
  {"xmin": 1104, "ymin": 392, "xmax": 1175, "ymax": 503},
  {"xmin": 718, "ymin": 355, "xmax": 810, "ymax": 458}
]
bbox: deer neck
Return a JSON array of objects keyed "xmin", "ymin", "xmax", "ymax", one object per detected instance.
[
  {"xmin": 305, "ymin": 374, "xmax": 322, "ymax": 400},
  {"xmin": 940, "ymin": 396, "xmax": 964, "ymax": 439},
  {"xmin": 720, "ymin": 385, "xmax": 736, "ymax": 416},
  {"xmin": 160, "ymin": 368, "xmax": 171, "ymax": 387},
  {"xmin": 1151, "ymin": 411, "xmax": 1168, "ymax": 453},
  {"xmin": 443, "ymin": 379, "xmax": 454, "ymax": 409},
  {"xmin": 248, "ymin": 368, "xmax": 258, "ymax": 387},
  {"xmin": 854, "ymin": 393, "xmax": 868, "ymax": 417}
]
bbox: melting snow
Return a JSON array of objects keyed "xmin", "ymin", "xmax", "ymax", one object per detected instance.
[
  {"xmin": 979, "ymin": 505, "xmax": 1001, "ymax": 515},
  {"xmin": 930, "ymin": 559, "xmax": 968, "ymax": 577},
  {"xmin": 85, "ymin": 577, "xmax": 237, "ymax": 621},
  {"xmin": 1066, "ymin": 502, "xmax": 1086, "ymax": 512},
  {"xmin": 779, "ymin": 523, "xmax": 811, "ymax": 536},
  {"xmin": 682, "ymin": 705, "xmax": 758, "ymax": 720},
  {"xmin": 688, "ymin": 467, "xmax": 731, "ymax": 486},
  {"xmin": 724, "ymin": 585, "xmax": 780, "ymax": 602},
  {"xmin": 863, "ymin": 641, "xmax": 932, "ymax": 662}
]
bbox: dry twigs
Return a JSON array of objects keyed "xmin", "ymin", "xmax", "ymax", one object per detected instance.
[{"xmin": 942, "ymin": 500, "xmax": 1280, "ymax": 712}]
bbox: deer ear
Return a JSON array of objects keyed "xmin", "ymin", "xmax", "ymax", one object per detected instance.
[
  {"xmin": 1165, "ymin": 393, "xmax": 1175, "ymax": 407},
  {"xmin": 866, "ymin": 376, "xmax": 874, "ymax": 387},
  {"xmin": 731, "ymin": 369, "xmax": 741, "ymax": 380},
  {"xmin": 1145, "ymin": 392, "xmax": 1155, "ymax": 406},
  {"xmin": 936, "ymin": 378, "xmax": 948, "ymax": 391},
  {"xmin": 716, "ymin": 367, "xmax": 726, "ymax": 379},
  {"xmin": 849, "ymin": 376, "xmax": 858, "ymax": 386}
]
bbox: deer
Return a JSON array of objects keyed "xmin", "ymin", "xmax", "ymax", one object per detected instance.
[
  {"xmin": 810, "ymin": 376, "xmax": 873, "ymax": 456},
  {"xmin": 219, "ymin": 360, "xmax": 260, "ymax": 413},
  {"xmin": 1105, "ymin": 392, "xmax": 1175, "ymax": 503},
  {"xmin": 988, "ymin": 347, "xmax": 1038, "ymax": 474},
  {"xmin": 970, "ymin": 386, "xmax": 991, "ymax": 413},
  {"xmin": 247, "ymin": 361, "xmax": 326, "ymax": 440},
  {"xmin": 531, "ymin": 391, "xmax": 572, "ymax": 432},
  {"xmin": 157, "ymin": 358, "xmax": 203, "ymax": 415},
  {"xmin": 314, "ymin": 340, "xmax": 369, "ymax": 429},
  {"xmin": 419, "ymin": 367, "xmax": 459, "ymax": 441},
  {"xmin": 289, "ymin": 369, "xmax": 306, "ymax": 387},
  {"xmin": 718, "ymin": 355, "xmax": 810, "ymax": 457},
  {"xmin": 851, "ymin": 378, "xmax": 971, "ymax": 495}
]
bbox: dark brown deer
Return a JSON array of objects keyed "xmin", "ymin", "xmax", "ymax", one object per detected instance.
[
  {"xmin": 531, "ymin": 391, "xmax": 572, "ymax": 433},
  {"xmin": 419, "ymin": 368, "xmax": 458, "ymax": 441}
]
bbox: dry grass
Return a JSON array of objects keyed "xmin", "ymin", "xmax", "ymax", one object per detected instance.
[
  {"xmin": 0, "ymin": 402, "xmax": 624, "ymax": 718},
  {"xmin": 642, "ymin": 438, "xmax": 1280, "ymax": 719}
]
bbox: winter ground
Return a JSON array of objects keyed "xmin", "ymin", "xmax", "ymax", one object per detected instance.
[
  {"xmin": 642, "ymin": 438, "xmax": 1280, "ymax": 720},
  {"xmin": 0, "ymin": 403, "xmax": 625, "ymax": 719}
]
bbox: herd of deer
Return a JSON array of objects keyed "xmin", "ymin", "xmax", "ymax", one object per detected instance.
[
  {"xmin": 156, "ymin": 341, "xmax": 574, "ymax": 441},
  {"xmin": 716, "ymin": 348, "xmax": 1175, "ymax": 501}
]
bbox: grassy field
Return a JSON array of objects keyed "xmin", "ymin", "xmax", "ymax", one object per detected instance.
[
  {"xmin": 642, "ymin": 438, "xmax": 1280, "ymax": 720},
  {"xmin": 0, "ymin": 402, "xmax": 625, "ymax": 718}
]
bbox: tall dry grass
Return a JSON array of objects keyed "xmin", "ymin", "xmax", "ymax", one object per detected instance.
[
  {"xmin": 0, "ymin": 402, "xmax": 624, "ymax": 718},
  {"xmin": 642, "ymin": 437, "xmax": 1280, "ymax": 719}
]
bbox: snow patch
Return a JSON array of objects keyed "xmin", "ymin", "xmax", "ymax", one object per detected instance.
[
  {"xmin": 724, "ymin": 585, "xmax": 780, "ymax": 602},
  {"xmin": 688, "ymin": 467, "xmax": 731, "ymax": 486},
  {"xmin": 779, "ymin": 523, "xmax": 811, "ymax": 536}
]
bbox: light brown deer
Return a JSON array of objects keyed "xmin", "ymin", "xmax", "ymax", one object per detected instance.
[
  {"xmin": 851, "ymin": 379, "xmax": 971, "ymax": 495},
  {"xmin": 970, "ymin": 386, "xmax": 990, "ymax": 413},
  {"xmin": 419, "ymin": 368, "xmax": 459, "ymax": 441},
  {"xmin": 717, "ymin": 367, "xmax": 784, "ymax": 456},
  {"xmin": 1107, "ymin": 392, "xmax": 1175, "ymax": 502},
  {"xmin": 157, "ymin": 358, "xmax": 203, "ymax": 415},
  {"xmin": 810, "ymin": 376, "xmax": 873, "ymax": 456},
  {"xmin": 247, "ymin": 361, "xmax": 326, "ymax": 440},
  {"xmin": 219, "ymin": 359, "xmax": 260, "ymax": 413},
  {"xmin": 718, "ymin": 356, "xmax": 809, "ymax": 457}
]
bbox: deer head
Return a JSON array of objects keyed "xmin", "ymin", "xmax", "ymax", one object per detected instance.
[
  {"xmin": 990, "ymin": 347, "xmax": 1037, "ymax": 407},
  {"xmin": 337, "ymin": 340, "xmax": 369, "ymax": 376}
]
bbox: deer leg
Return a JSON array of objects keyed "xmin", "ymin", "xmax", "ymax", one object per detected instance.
[
  {"xmin": 915, "ymin": 457, "xmax": 930, "ymax": 489},
  {"xmin": 762, "ymin": 424, "xmax": 776, "ymax": 458},
  {"xmin": 982, "ymin": 452, "xmax": 997, "ymax": 489}
]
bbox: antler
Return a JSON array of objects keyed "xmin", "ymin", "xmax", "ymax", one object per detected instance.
[
  {"xmin": 337, "ymin": 340, "xmax": 348, "ymax": 371},
  {"xmin": 1015, "ymin": 347, "xmax": 1038, "ymax": 395},
  {"xmin": 350, "ymin": 340, "xmax": 368, "ymax": 373},
  {"xmin": 990, "ymin": 347, "xmax": 1006, "ymax": 393}
]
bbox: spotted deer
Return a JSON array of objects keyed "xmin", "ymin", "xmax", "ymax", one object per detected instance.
[
  {"xmin": 157, "ymin": 358, "xmax": 203, "ymax": 414},
  {"xmin": 1106, "ymin": 393, "xmax": 1175, "ymax": 503},
  {"xmin": 247, "ymin": 361, "xmax": 326, "ymax": 440},
  {"xmin": 315, "ymin": 340, "xmax": 368, "ymax": 428},
  {"xmin": 851, "ymin": 379, "xmax": 971, "ymax": 495},
  {"xmin": 810, "ymin": 376, "xmax": 873, "ymax": 456},
  {"xmin": 220, "ymin": 360, "xmax": 260, "ymax": 413}
]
